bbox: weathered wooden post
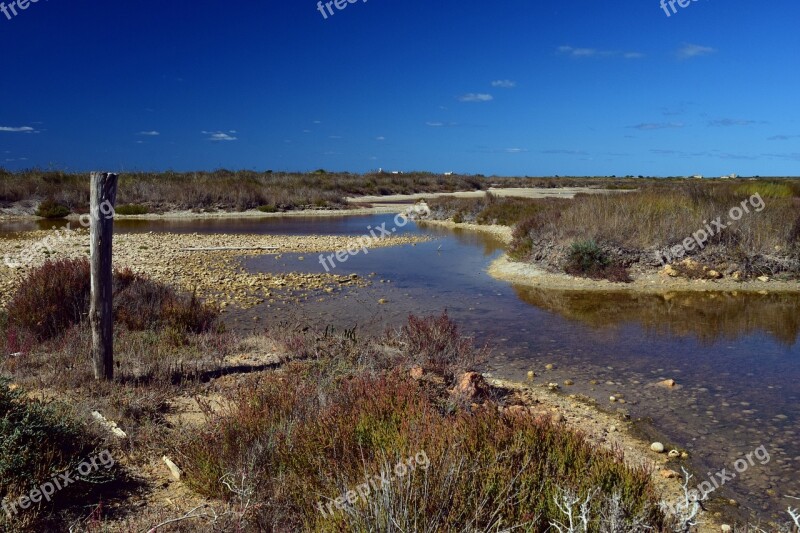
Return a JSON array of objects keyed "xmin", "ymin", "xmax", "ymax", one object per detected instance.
[{"xmin": 90, "ymin": 172, "xmax": 119, "ymax": 381}]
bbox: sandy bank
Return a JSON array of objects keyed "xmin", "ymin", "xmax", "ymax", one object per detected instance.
[
  {"xmin": 0, "ymin": 230, "xmax": 431, "ymax": 309},
  {"xmin": 347, "ymin": 186, "xmax": 631, "ymax": 204},
  {"xmin": 417, "ymin": 219, "xmax": 513, "ymax": 243},
  {"xmin": 488, "ymin": 254, "xmax": 800, "ymax": 294}
]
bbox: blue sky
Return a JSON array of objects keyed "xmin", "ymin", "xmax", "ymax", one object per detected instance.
[{"xmin": 0, "ymin": 0, "xmax": 798, "ymax": 176}]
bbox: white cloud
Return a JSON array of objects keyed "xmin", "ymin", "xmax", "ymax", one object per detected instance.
[
  {"xmin": 491, "ymin": 80, "xmax": 516, "ymax": 88},
  {"xmin": 505, "ymin": 148, "xmax": 528, "ymax": 153},
  {"xmin": 376, "ymin": 136, "xmax": 385, "ymax": 141},
  {"xmin": 426, "ymin": 121, "xmax": 444, "ymax": 127},
  {"xmin": 458, "ymin": 93, "xmax": 493, "ymax": 103},
  {"xmin": 0, "ymin": 126, "xmax": 35, "ymax": 133},
  {"xmin": 202, "ymin": 130, "xmax": 237, "ymax": 141},
  {"xmin": 558, "ymin": 46, "xmax": 643, "ymax": 59},
  {"xmin": 137, "ymin": 130, "xmax": 160, "ymax": 136},
  {"xmin": 678, "ymin": 44, "xmax": 715, "ymax": 58}
]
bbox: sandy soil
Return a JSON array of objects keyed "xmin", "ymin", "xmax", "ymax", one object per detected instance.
[
  {"xmin": 0, "ymin": 230, "xmax": 431, "ymax": 309},
  {"xmin": 347, "ymin": 186, "xmax": 632, "ymax": 204},
  {"xmin": 488, "ymin": 255, "xmax": 800, "ymax": 294}
]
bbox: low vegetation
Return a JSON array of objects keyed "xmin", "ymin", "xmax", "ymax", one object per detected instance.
[
  {"xmin": 34, "ymin": 197, "xmax": 70, "ymax": 219},
  {"xmin": 113, "ymin": 204, "xmax": 150, "ymax": 215},
  {"xmin": 428, "ymin": 180, "xmax": 800, "ymax": 281},
  {"xmin": 0, "ymin": 379, "xmax": 118, "ymax": 531},
  {"xmin": 175, "ymin": 313, "xmax": 666, "ymax": 531},
  {"xmin": 5, "ymin": 258, "xmax": 219, "ymax": 341},
  {"xmin": 0, "ymin": 170, "xmax": 489, "ymax": 213},
  {"xmin": 1, "ymin": 263, "xmax": 670, "ymax": 530}
]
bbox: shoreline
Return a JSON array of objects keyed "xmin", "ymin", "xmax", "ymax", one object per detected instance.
[
  {"xmin": 422, "ymin": 219, "xmax": 800, "ymax": 294},
  {"xmin": 485, "ymin": 375, "xmax": 721, "ymax": 532}
]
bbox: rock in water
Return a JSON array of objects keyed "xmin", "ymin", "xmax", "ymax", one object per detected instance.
[{"xmin": 650, "ymin": 442, "xmax": 665, "ymax": 453}]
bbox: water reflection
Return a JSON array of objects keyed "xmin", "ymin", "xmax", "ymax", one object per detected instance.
[{"xmin": 513, "ymin": 287, "xmax": 800, "ymax": 346}]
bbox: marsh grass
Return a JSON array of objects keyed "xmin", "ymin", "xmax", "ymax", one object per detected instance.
[{"xmin": 175, "ymin": 315, "xmax": 665, "ymax": 531}]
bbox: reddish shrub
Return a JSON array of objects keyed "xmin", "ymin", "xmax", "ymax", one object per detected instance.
[
  {"xmin": 7, "ymin": 258, "xmax": 91, "ymax": 340},
  {"xmin": 6, "ymin": 259, "xmax": 218, "ymax": 340},
  {"xmin": 398, "ymin": 311, "xmax": 487, "ymax": 378}
]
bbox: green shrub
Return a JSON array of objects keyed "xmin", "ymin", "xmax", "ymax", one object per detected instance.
[
  {"xmin": 257, "ymin": 204, "xmax": 279, "ymax": 213},
  {"xmin": 0, "ymin": 378, "xmax": 116, "ymax": 530},
  {"xmin": 34, "ymin": 198, "xmax": 70, "ymax": 219},
  {"xmin": 114, "ymin": 204, "xmax": 150, "ymax": 215},
  {"xmin": 565, "ymin": 240, "xmax": 631, "ymax": 283}
]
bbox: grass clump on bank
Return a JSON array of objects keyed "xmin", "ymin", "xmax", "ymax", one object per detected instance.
[
  {"xmin": 174, "ymin": 313, "xmax": 666, "ymax": 531},
  {"xmin": 0, "ymin": 378, "xmax": 118, "ymax": 531},
  {"xmin": 114, "ymin": 204, "xmax": 150, "ymax": 215},
  {"xmin": 34, "ymin": 198, "xmax": 70, "ymax": 219},
  {"xmin": 564, "ymin": 240, "xmax": 632, "ymax": 282}
]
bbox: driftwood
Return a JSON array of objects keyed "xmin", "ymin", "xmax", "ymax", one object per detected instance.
[{"xmin": 180, "ymin": 246, "xmax": 279, "ymax": 251}]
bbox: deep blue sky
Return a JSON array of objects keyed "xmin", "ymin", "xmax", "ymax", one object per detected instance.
[{"xmin": 0, "ymin": 0, "xmax": 798, "ymax": 176}]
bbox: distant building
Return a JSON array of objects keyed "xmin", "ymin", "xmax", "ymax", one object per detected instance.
[{"xmin": 444, "ymin": 172, "xmax": 454, "ymax": 176}]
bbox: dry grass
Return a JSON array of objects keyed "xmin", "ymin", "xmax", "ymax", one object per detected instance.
[{"xmin": 0, "ymin": 170, "xmax": 488, "ymax": 213}]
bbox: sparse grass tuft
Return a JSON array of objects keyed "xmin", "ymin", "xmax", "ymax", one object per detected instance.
[{"xmin": 115, "ymin": 204, "xmax": 150, "ymax": 215}]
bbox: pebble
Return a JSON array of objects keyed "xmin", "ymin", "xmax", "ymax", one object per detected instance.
[{"xmin": 650, "ymin": 442, "xmax": 665, "ymax": 453}]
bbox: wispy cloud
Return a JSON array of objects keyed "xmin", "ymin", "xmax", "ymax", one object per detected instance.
[
  {"xmin": 202, "ymin": 130, "xmax": 238, "ymax": 141},
  {"xmin": 763, "ymin": 152, "xmax": 800, "ymax": 161},
  {"xmin": 708, "ymin": 119, "xmax": 757, "ymax": 127},
  {"xmin": 768, "ymin": 134, "xmax": 800, "ymax": 141},
  {"xmin": 677, "ymin": 44, "xmax": 715, "ymax": 59},
  {"xmin": 137, "ymin": 130, "xmax": 160, "ymax": 136},
  {"xmin": 0, "ymin": 126, "xmax": 35, "ymax": 133},
  {"xmin": 376, "ymin": 136, "xmax": 385, "ymax": 141},
  {"xmin": 630, "ymin": 122, "xmax": 685, "ymax": 130},
  {"xmin": 504, "ymin": 148, "xmax": 528, "ymax": 153},
  {"xmin": 491, "ymin": 80, "xmax": 516, "ymax": 88},
  {"xmin": 558, "ymin": 46, "xmax": 643, "ymax": 59},
  {"xmin": 457, "ymin": 93, "xmax": 493, "ymax": 102},
  {"xmin": 541, "ymin": 149, "xmax": 590, "ymax": 156},
  {"xmin": 426, "ymin": 121, "xmax": 460, "ymax": 127}
]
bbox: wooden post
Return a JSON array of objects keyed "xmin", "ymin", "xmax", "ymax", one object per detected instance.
[{"xmin": 90, "ymin": 172, "xmax": 119, "ymax": 381}]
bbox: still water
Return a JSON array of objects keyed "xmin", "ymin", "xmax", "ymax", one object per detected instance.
[{"xmin": 10, "ymin": 213, "xmax": 798, "ymax": 523}]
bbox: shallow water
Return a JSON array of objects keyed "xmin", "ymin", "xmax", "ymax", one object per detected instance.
[
  {"xmin": 5, "ymin": 213, "xmax": 797, "ymax": 523},
  {"xmin": 237, "ymin": 217, "xmax": 799, "ymax": 524}
]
